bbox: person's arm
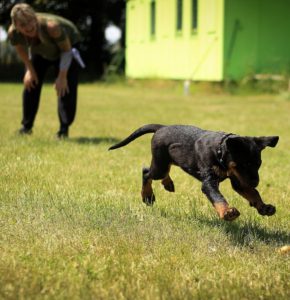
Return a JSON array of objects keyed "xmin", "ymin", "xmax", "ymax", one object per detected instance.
[
  {"xmin": 47, "ymin": 21, "xmax": 72, "ymax": 97},
  {"xmin": 14, "ymin": 44, "xmax": 39, "ymax": 91}
]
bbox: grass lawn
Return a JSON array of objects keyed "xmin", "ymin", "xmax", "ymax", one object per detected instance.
[{"xmin": 0, "ymin": 81, "xmax": 289, "ymax": 299}]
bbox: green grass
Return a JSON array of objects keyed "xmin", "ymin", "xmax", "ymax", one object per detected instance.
[{"xmin": 0, "ymin": 82, "xmax": 289, "ymax": 300}]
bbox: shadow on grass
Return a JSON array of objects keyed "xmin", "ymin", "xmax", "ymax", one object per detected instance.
[
  {"xmin": 69, "ymin": 136, "xmax": 120, "ymax": 146},
  {"xmin": 157, "ymin": 207, "xmax": 289, "ymax": 246},
  {"xmin": 196, "ymin": 216, "xmax": 290, "ymax": 247}
]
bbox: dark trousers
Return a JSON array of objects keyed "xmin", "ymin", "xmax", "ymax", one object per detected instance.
[{"xmin": 22, "ymin": 54, "xmax": 79, "ymax": 131}]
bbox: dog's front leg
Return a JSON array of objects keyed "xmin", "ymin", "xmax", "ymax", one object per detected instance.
[
  {"xmin": 230, "ymin": 179, "xmax": 276, "ymax": 216},
  {"xmin": 201, "ymin": 177, "xmax": 240, "ymax": 221}
]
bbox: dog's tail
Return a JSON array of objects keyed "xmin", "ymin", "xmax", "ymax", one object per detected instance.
[{"xmin": 108, "ymin": 124, "xmax": 164, "ymax": 150}]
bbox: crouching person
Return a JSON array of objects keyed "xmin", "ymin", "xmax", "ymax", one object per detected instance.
[{"xmin": 8, "ymin": 3, "xmax": 84, "ymax": 138}]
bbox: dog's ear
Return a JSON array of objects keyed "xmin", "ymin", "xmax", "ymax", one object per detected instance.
[{"xmin": 254, "ymin": 136, "xmax": 279, "ymax": 149}]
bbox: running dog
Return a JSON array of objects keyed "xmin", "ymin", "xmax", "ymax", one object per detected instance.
[{"xmin": 109, "ymin": 124, "xmax": 279, "ymax": 221}]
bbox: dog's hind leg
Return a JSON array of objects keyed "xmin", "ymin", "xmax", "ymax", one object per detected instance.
[
  {"xmin": 142, "ymin": 167, "xmax": 155, "ymax": 206},
  {"xmin": 161, "ymin": 174, "xmax": 175, "ymax": 192},
  {"xmin": 161, "ymin": 167, "xmax": 175, "ymax": 192},
  {"xmin": 141, "ymin": 157, "xmax": 172, "ymax": 205}
]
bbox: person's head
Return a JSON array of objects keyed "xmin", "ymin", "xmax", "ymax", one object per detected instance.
[{"xmin": 11, "ymin": 3, "xmax": 38, "ymax": 37}]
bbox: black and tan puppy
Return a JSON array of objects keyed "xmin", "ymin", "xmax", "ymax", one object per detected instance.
[{"xmin": 109, "ymin": 124, "xmax": 279, "ymax": 221}]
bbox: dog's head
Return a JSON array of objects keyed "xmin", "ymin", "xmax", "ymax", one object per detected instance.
[{"xmin": 225, "ymin": 135, "xmax": 279, "ymax": 187}]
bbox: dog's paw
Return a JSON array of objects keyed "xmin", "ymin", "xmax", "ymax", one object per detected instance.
[
  {"xmin": 142, "ymin": 194, "xmax": 156, "ymax": 206},
  {"xmin": 258, "ymin": 204, "xmax": 276, "ymax": 216},
  {"xmin": 223, "ymin": 207, "xmax": 240, "ymax": 221}
]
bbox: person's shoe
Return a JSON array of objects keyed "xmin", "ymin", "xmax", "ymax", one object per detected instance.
[
  {"xmin": 56, "ymin": 128, "xmax": 69, "ymax": 139},
  {"xmin": 18, "ymin": 127, "xmax": 32, "ymax": 135}
]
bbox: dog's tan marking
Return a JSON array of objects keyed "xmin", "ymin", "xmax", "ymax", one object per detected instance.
[
  {"xmin": 141, "ymin": 179, "xmax": 153, "ymax": 198},
  {"xmin": 226, "ymin": 162, "xmax": 274, "ymax": 215},
  {"xmin": 212, "ymin": 165, "xmax": 227, "ymax": 178},
  {"xmin": 213, "ymin": 202, "xmax": 240, "ymax": 221},
  {"xmin": 235, "ymin": 187, "xmax": 265, "ymax": 210},
  {"xmin": 226, "ymin": 162, "xmax": 265, "ymax": 209},
  {"xmin": 226, "ymin": 161, "xmax": 238, "ymax": 177},
  {"xmin": 161, "ymin": 174, "xmax": 175, "ymax": 192},
  {"xmin": 161, "ymin": 176, "xmax": 172, "ymax": 187},
  {"xmin": 161, "ymin": 175, "xmax": 171, "ymax": 186},
  {"xmin": 213, "ymin": 161, "xmax": 237, "ymax": 179},
  {"xmin": 213, "ymin": 202, "xmax": 229, "ymax": 218}
]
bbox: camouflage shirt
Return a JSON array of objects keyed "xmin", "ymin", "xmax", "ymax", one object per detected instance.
[{"xmin": 8, "ymin": 13, "xmax": 81, "ymax": 61}]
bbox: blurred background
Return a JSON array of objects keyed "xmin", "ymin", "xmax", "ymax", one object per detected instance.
[
  {"xmin": 0, "ymin": 0, "xmax": 126, "ymax": 81},
  {"xmin": 1, "ymin": 0, "xmax": 290, "ymax": 89}
]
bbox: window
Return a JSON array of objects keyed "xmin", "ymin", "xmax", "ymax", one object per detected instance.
[
  {"xmin": 192, "ymin": 0, "xmax": 198, "ymax": 30},
  {"xmin": 150, "ymin": 0, "xmax": 156, "ymax": 36},
  {"xmin": 176, "ymin": 0, "xmax": 183, "ymax": 31}
]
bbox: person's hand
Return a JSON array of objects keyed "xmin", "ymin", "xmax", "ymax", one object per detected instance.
[
  {"xmin": 54, "ymin": 74, "xmax": 69, "ymax": 97},
  {"xmin": 23, "ymin": 69, "xmax": 39, "ymax": 91}
]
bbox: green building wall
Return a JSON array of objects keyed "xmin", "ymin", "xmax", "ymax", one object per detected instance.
[
  {"xmin": 126, "ymin": 0, "xmax": 225, "ymax": 81},
  {"xmin": 126, "ymin": 0, "xmax": 290, "ymax": 81},
  {"xmin": 224, "ymin": 0, "xmax": 290, "ymax": 80}
]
